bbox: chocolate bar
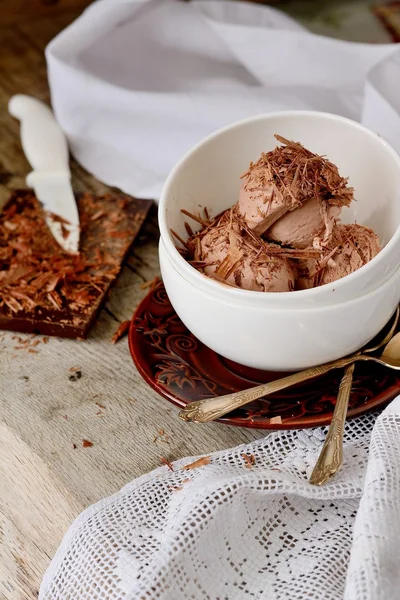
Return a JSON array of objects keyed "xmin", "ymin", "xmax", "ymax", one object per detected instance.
[{"xmin": 0, "ymin": 190, "xmax": 152, "ymax": 338}]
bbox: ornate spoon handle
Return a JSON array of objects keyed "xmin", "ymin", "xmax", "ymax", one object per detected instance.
[
  {"xmin": 179, "ymin": 355, "xmax": 357, "ymax": 423},
  {"xmin": 309, "ymin": 362, "xmax": 355, "ymax": 486}
]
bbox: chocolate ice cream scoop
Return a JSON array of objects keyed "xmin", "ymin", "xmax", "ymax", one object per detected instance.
[
  {"xmin": 266, "ymin": 197, "xmax": 341, "ymax": 249},
  {"xmin": 237, "ymin": 166, "xmax": 288, "ymax": 236},
  {"xmin": 188, "ymin": 210, "xmax": 296, "ymax": 293},
  {"xmin": 237, "ymin": 135, "xmax": 353, "ymax": 236},
  {"xmin": 298, "ymin": 223, "xmax": 381, "ymax": 289}
]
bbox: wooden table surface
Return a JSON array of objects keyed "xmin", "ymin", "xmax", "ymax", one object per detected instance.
[{"xmin": 0, "ymin": 9, "xmax": 265, "ymax": 599}]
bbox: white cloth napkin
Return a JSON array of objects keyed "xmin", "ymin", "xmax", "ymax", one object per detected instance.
[
  {"xmin": 40, "ymin": 397, "xmax": 400, "ymax": 600},
  {"xmin": 46, "ymin": 0, "xmax": 400, "ymax": 200}
]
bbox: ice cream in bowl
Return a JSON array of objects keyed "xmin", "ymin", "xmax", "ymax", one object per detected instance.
[{"xmin": 159, "ymin": 111, "xmax": 400, "ymax": 370}]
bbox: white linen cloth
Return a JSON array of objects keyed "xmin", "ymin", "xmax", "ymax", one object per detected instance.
[
  {"xmin": 40, "ymin": 397, "xmax": 400, "ymax": 600},
  {"xmin": 46, "ymin": 0, "xmax": 400, "ymax": 200}
]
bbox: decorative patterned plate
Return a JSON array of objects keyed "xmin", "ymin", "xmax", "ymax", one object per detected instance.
[{"xmin": 129, "ymin": 282, "xmax": 400, "ymax": 429}]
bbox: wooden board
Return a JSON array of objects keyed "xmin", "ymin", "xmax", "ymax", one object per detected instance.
[{"xmin": 0, "ymin": 12, "xmax": 266, "ymax": 599}]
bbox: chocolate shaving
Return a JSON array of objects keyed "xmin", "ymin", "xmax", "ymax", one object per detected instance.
[
  {"xmin": 170, "ymin": 229, "xmax": 187, "ymax": 249},
  {"xmin": 160, "ymin": 456, "xmax": 174, "ymax": 471},
  {"xmin": 182, "ymin": 456, "xmax": 211, "ymax": 470},
  {"xmin": 180, "ymin": 209, "xmax": 209, "ymax": 227},
  {"xmin": 82, "ymin": 439, "xmax": 93, "ymax": 448},
  {"xmin": 111, "ymin": 320, "xmax": 130, "ymax": 344},
  {"xmin": 140, "ymin": 276, "xmax": 160, "ymax": 291},
  {"xmin": 91, "ymin": 210, "xmax": 105, "ymax": 221},
  {"xmin": 184, "ymin": 221, "xmax": 194, "ymax": 237}
]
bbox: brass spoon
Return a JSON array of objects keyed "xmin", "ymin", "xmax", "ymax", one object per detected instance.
[
  {"xmin": 179, "ymin": 309, "xmax": 400, "ymax": 424},
  {"xmin": 309, "ymin": 307, "xmax": 399, "ymax": 486}
]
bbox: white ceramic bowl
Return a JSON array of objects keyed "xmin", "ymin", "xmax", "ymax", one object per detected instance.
[
  {"xmin": 159, "ymin": 111, "xmax": 400, "ymax": 370},
  {"xmin": 159, "ymin": 111, "xmax": 400, "ymax": 309},
  {"xmin": 160, "ymin": 238, "xmax": 400, "ymax": 371}
]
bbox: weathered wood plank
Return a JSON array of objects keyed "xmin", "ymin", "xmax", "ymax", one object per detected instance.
[
  {"xmin": 0, "ymin": 16, "xmax": 266, "ymax": 600},
  {"xmin": 0, "ymin": 1, "xmax": 91, "ymax": 26},
  {"xmin": 0, "ymin": 423, "xmax": 82, "ymax": 599}
]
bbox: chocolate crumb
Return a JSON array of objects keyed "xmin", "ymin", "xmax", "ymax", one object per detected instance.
[
  {"xmin": 269, "ymin": 416, "xmax": 282, "ymax": 425},
  {"xmin": 153, "ymin": 428, "xmax": 171, "ymax": 444},
  {"xmin": 242, "ymin": 453, "xmax": 256, "ymax": 469},
  {"xmin": 167, "ymin": 479, "xmax": 190, "ymax": 492},
  {"xmin": 69, "ymin": 370, "xmax": 82, "ymax": 382}
]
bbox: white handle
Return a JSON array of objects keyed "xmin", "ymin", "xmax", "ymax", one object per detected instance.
[{"xmin": 8, "ymin": 95, "xmax": 70, "ymax": 180}]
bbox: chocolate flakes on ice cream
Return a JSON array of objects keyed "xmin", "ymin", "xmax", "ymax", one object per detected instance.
[{"xmin": 174, "ymin": 135, "xmax": 381, "ymax": 292}]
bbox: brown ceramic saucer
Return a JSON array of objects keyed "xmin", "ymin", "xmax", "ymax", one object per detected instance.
[{"xmin": 129, "ymin": 282, "xmax": 400, "ymax": 430}]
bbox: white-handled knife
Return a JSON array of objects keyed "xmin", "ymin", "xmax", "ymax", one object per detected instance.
[{"xmin": 8, "ymin": 94, "xmax": 80, "ymax": 254}]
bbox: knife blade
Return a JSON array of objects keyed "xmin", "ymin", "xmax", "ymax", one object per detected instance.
[{"xmin": 8, "ymin": 94, "xmax": 80, "ymax": 254}]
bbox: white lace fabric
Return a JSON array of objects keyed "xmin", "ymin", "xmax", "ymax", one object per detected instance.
[{"xmin": 40, "ymin": 399, "xmax": 400, "ymax": 600}]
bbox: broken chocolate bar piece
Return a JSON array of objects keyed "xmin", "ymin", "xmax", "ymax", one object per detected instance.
[{"xmin": 0, "ymin": 190, "xmax": 152, "ymax": 338}]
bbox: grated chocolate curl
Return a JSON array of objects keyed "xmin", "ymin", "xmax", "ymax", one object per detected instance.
[{"xmin": 237, "ymin": 135, "xmax": 353, "ymax": 239}]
